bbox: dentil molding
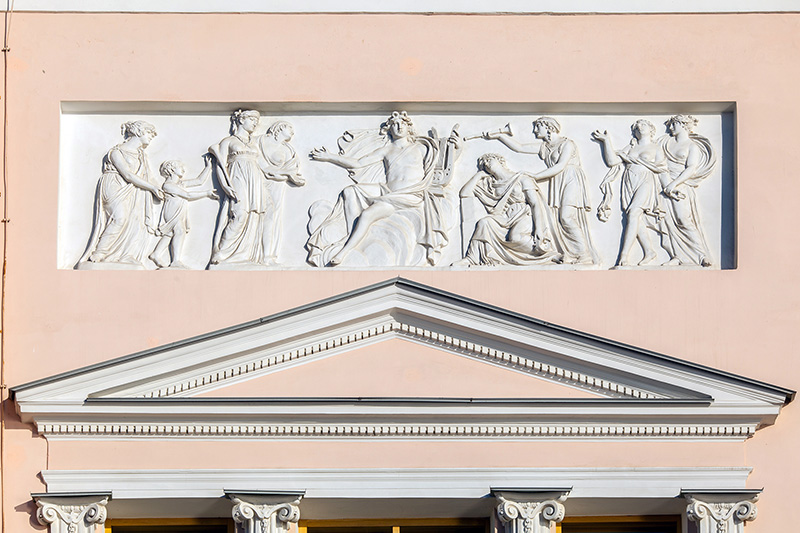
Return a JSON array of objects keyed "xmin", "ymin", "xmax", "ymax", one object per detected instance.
[{"xmin": 13, "ymin": 279, "xmax": 792, "ymax": 441}]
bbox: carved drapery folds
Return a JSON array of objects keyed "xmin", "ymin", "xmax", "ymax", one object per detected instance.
[
  {"xmin": 492, "ymin": 488, "xmax": 571, "ymax": 533},
  {"xmin": 33, "ymin": 493, "xmax": 110, "ymax": 533},
  {"xmin": 66, "ymin": 110, "xmax": 725, "ymax": 271},
  {"xmin": 682, "ymin": 490, "xmax": 760, "ymax": 533},
  {"xmin": 226, "ymin": 491, "xmax": 304, "ymax": 533}
]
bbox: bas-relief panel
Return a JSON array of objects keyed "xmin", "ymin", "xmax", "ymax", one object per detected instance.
[{"xmin": 58, "ymin": 107, "xmax": 732, "ymax": 270}]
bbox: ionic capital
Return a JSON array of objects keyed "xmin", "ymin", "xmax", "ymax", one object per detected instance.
[
  {"xmin": 32, "ymin": 493, "xmax": 110, "ymax": 533},
  {"xmin": 492, "ymin": 488, "xmax": 571, "ymax": 533},
  {"xmin": 226, "ymin": 490, "xmax": 305, "ymax": 533},
  {"xmin": 682, "ymin": 490, "xmax": 761, "ymax": 533}
]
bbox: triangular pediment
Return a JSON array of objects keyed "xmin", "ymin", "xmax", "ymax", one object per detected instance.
[
  {"xmin": 12, "ymin": 278, "xmax": 793, "ymax": 441},
  {"xmin": 196, "ymin": 337, "xmax": 600, "ymax": 399}
]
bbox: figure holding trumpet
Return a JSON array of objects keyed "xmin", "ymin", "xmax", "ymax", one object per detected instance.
[{"xmin": 479, "ymin": 117, "xmax": 600, "ymax": 265}]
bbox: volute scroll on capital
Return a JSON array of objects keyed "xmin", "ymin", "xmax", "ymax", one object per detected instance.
[
  {"xmin": 492, "ymin": 488, "xmax": 571, "ymax": 533},
  {"xmin": 682, "ymin": 490, "xmax": 760, "ymax": 533},
  {"xmin": 32, "ymin": 492, "xmax": 111, "ymax": 533},
  {"xmin": 226, "ymin": 490, "xmax": 305, "ymax": 533}
]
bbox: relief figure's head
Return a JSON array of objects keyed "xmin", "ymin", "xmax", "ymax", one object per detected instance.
[
  {"xmin": 631, "ymin": 119, "xmax": 656, "ymax": 142},
  {"xmin": 121, "ymin": 120, "xmax": 157, "ymax": 147},
  {"xmin": 231, "ymin": 109, "xmax": 261, "ymax": 135},
  {"xmin": 477, "ymin": 153, "xmax": 508, "ymax": 176},
  {"xmin": 665, "ymin": 114, "xmax": 699, "ymax": 137},
  {"xmin": 532, "ymin": 117, "xmax": 561, "ymax": 141},
  {"xmin": 159, "ymin": 160, "xmax": 186, "ymax": 181},
  {"xmin": 381, "ymin": 111, "xmax": 416, "ymax": 140},
  {"xmin": 266, "ymin": 120, "xmax": 295, "ymax": 142}
]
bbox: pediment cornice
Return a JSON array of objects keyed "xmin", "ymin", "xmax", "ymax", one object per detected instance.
[{"xmin": 12, "ymin": 279, "xmax": 793, "ymax": 441}]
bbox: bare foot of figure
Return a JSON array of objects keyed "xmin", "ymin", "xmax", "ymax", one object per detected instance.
[
  {"xmin": 532, "ymin": 238, "xmax": 551, "ymax": 256},
  {"xmin": 149, "ymin": 252, "xmax": 169, "ymax": 269},
  {"xmin": 638, "ymin": 252, "xmax": 658, "ymax": 266},
  {"xmin": 662, "ymin": 258, "xmax": 682, "ymax": 266},
  {"xmin": 168, "ymin": 261, "xmax": 190, "ymax": 269}
]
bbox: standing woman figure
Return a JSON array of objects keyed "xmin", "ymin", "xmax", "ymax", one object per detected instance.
[
  {"xmin": 658, "ymin": 114, "xmax": 716, "ymax": 267},
  {"xmin": 486, "ymin": 117, "xmax": 599, "ymax": 265},
  {"xmin": 257, "ymin": 120, "xmax": 305, "ymax": 265},
  {"xmin": 78, "ymin": 120, "xmax": 163, "ymax": 269},
  {"xmin": 209, "ymin": 109, "xmax": 277, "ymax": 267}
]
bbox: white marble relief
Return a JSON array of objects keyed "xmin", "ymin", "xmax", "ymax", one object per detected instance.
[
  {"xmin": 658, "ymin": 115, "xmax": 717, "ymax": 267},
  {"xmin": 258, "ymin": 120, "xmax": 306, "ymax": 265},
  {"xmin": 149, "ymin": 158, "xmax": 218, "ymax": 269},
  {"xmin": 482, "ymin": 117, "xmax": 601, "ymax": 265},
  {"xmin": 593, "ymin": 120, "xmax": 667, "ymax": 267},
  {"xmin": 454, "ymin": 153, "xmax": 557, "ymax": 266},
  {"xmin": 209, "ymin": 111, "xmax": 306, "ymax": 269},
  {"xmin": 307, "ymin": 111, "xmax": 460, "ymax": 267},
  {"xmin": 75, "ymin": 121, "xmax": 163, "ymax": 270},
  {"xmin": 61, "ymin": 108, "xmax": 729, "ymax": 270},
  {"xmin": 593, "ymin": 114, "xmax": 717, "ymax": 267}
]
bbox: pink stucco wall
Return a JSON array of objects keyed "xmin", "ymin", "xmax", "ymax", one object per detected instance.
[{"xmin": 3, "ymin": 11, "xmax": 799, "ymax": 532}]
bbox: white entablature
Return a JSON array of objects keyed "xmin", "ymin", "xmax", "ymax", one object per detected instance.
[
  {"xmin": 12, "ymin": 279, "xmax": 793, "ymax": 440},
  {"xmin": 13, "ymin": 1, "xmax": 800, "ymax": 13}
]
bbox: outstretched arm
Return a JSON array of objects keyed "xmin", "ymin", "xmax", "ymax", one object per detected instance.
[
  {"xmin": 591, "ymin": 130, "xmax": 623, "ymax": 167},
  {"xmin": 487, "ymin": 133, "xmax": 541, "ymax": 155},
  {"xmin": 309, "ymin": 146, "xmax": 386, "ymax": 169},
  {"xmin": 181, "ymin": 156, "xmax": 213, "ymax": 188},
  {"xmin": 163, "ymin": 182, "xmax": 218, "ymax": 201}
]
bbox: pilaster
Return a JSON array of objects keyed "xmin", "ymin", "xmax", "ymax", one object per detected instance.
[
  {"xmin": 32, "ymin": 492, "xmax": 111, "ymax": 533},
  {"xmin": 682, "ymin": 490, "xmax": 761, "ymax": 533},
  {"xmin": 226, "ymin": 490, "xmax": 305, "ymax": 533},
  {"xmin": 491, "ymin": 488, "xmax": 571, "ymax": 533}
]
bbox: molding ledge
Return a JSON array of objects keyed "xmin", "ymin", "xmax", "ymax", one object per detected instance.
[
  {"xmin": 12, "ymin": 1, "xmax": 800, "ymax": 14},
  {"xmin": 41, "ymin": 467, "xmax": 752, "ymax": 500},
  {"xmin": 13, "ymin": 279, "xmax": 793, "ymax": 442},
  {"xmin": 34, "ymin": 419, "xmax": 759, "ymax": 441}
]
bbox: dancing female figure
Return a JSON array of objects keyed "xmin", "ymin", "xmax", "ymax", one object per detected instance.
[{"xmin": 593, "ymin": 120, "xmax": 667, "ymax": 267}]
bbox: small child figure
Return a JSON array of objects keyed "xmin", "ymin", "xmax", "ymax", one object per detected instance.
[{"xmin": 149, "ymin": 157, "xmax": 218, "ymax": 269}]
